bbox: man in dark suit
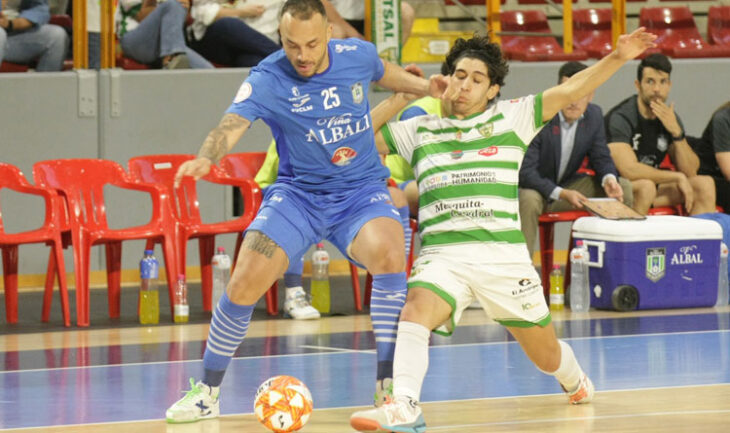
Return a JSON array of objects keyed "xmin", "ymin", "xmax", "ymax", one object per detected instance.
[{"xmin": 519, "ymin": 62, "xmax": 633, "ymax": 258}]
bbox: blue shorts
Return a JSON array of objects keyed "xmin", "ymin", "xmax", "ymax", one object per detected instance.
[{"xmin": 247, "ymin": 182, "xmax": 402, "ymax": 267}]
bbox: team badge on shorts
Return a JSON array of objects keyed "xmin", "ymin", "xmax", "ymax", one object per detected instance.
[
  {"xmin": 351, "ymin": 82, "xmax": 364, "ymax": 104},
  {"xmin": 331, "ymin": 146, "xmax": 358, "ymax": 166}
]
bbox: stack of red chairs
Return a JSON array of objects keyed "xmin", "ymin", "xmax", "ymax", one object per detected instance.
[
  {"xmin": 708, "ymin": 5, "xmax": 730, "ymax": 46},
  {"xmin": 573, "ymin": 8, "xmax": 613, "ymax": 59},
  {"xmin": 500, "ymin": 10, "xmax": 588, "ymax": 62},
  {"xmin": 640, "ymin": 6, "xmax": 730, "ymax": 58}
]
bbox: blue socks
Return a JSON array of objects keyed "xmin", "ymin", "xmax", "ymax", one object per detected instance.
[
  {"xmin": 398, "ymin": 205, "xmax": 413, "ymax": 262},
  {"xmin": 203, "ymin": 292, "xmax": 255, "ymax": 387},
  {"xmin": 284, "ymin": 255, "xmax": 304, "ymax": 288},
  {"xmin": 370, "ymin": 272, "xmax": 407, "ymax": 380}
]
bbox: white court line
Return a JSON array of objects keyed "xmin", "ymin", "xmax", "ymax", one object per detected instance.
[
  {"xmin": 424, "ymin": 408, "xmax": 730, "ymax": 430},
  {"xmin": 1, "ymin": 328, "xmax": 728, "ymax": 375}
]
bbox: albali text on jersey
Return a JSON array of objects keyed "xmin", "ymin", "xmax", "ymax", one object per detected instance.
[{"xmin": 227, "ymin": 38, "xmax": 391, "ymax": 192}]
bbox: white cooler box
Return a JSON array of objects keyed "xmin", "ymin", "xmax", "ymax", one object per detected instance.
[{"xmin": 572, "ymin": 215, "xmax": 723, "ymax": 311}]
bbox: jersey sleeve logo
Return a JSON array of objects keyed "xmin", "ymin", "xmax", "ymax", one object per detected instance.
[
  {"xmin": 335, "ymin": 43, "xmax": 358, "ymax": 53},
  {"xmin": 234, "ymin": 82, "xmax": 252, "ymax": 103}
]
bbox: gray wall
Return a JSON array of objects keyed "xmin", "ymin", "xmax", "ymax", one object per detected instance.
[{"xmin": 1, "ymin": 58, "xmax": 729, "ymax": 278}]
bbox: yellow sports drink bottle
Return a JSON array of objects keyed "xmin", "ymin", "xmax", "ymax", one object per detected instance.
[
  {"xmin": 549, "ymin": 264, "xmax": 565, "ymax": 311},
  {"xmin": 310, "ymin": 243, "xmax": 330, "ymax": 314}
]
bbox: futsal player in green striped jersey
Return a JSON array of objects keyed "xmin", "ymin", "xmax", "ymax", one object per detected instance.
[{"xmin": 350, "ymin": 29, "xmax": 657, "ymax": 433}]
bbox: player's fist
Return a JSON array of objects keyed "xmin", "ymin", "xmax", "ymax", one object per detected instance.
[{"xmin": 174, "ymin": 158, "xmax": 212, "ymax": 188}]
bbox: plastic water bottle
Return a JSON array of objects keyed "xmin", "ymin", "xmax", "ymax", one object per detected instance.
[
  {"xmin": 211, "ymin": 247, "xmax": 231, "ymax": 308},
  {"xmin": 139, "ymin": 249, "xmax": 160, "ymax": 325},
  {"xmin": 569, "ymin": 240, "xmax": 590, "ymax": 313},
  {"xmin": 716, "ymin": 242, "xmax": 729, "ymax": 307},
  {"xmin": 174, "ymin": 274, "xmax": 189, "ymax": 323},
  {"xmin": 310, "ymin": 243, "xmax": 330, "ymax": 314},
  {"xmin": 549, "ymin": 264, "xmax": 564, "ymax": 311}
]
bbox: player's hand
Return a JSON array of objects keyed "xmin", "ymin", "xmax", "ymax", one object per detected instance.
[
  {"xmin": 676, "ymin": 174, "xmax": 694, "ymax": 214},
  {"xmin": 404, "ymin": 64, "xmax": 424, "ymax": 78},
  {"xmin": 603, "ymin": 177, "xmax": 624, "ymax": 203},
  {"xmin": 428, "ymin": 74, "xmax": 449, "ymax": 99},
  {"xmin": 174, "ymin": 157, "xmax": 212, "ymax": 188},
  {"xmin": 615, "ymin": 27, "xmax": 657, "ymax": 61},
  {"xmin": 649, "ymin": 100, "xmax": 682, "ymax": 138},
  {"xmin": 559, "ymin": 189, "xmax": 588, "ymax": 209},
  {"xmin": 438, "ymin": 75, "xmax": 459, "ymax": 116},
  {"xmin": 239, "ymin": 4, "xmax": 265, "ymax": 18}
]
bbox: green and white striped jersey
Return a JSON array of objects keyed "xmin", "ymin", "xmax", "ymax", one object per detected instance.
[{"xmin": 382, "ymin": 94, "xmax": 545, "ymax": 263}]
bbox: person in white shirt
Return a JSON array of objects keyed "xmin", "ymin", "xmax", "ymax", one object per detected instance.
[{"xmin": 189, "ymin": 0, "xmax": 280, "ymax": 67}]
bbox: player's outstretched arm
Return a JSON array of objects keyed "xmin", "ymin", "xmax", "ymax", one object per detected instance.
[
  {"xmin": 376, "ymin": 61, "xmax": 448, "ymax": 99},
  {"xmin": 174, "ymin": 113, "xmax": 251, "ymax": 188},
  {"xmin": 542, "ymin": 27, "xmax": 657, "ymax": 122}
]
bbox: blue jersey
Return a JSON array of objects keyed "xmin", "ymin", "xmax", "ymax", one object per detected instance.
[{"xmin": 227, "ymin": 38, "xmax": 391, "ymax": 192}]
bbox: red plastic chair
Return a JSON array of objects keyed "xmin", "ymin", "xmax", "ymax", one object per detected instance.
[
  {"xmin": 0, "ymin": 163, "xmax": 71, "ymax": 326},
  {"xmin": 640, "ymin": 6, "xmax": 730, "ymax": 58},
  {"xmin": 128, "ymin": 154, "xmax": 261, "ymax": 313},
  {"xmin": 709, "ymin": 6, "xmax": 730, "ymax": 46},
  {"xmin": 500, "ymin": 10, "xmax": 588, "ymax": 62},
  {"xmin": 219, "ymin": 152, "xmax": 281, "ymax": 316},
  {"xmin": 573, "ymin": 8, "xmax": 613, "ymax": 59},
  {"xmin": 32, "ymin": 159, "xmax": 179, "ymax": 327}
]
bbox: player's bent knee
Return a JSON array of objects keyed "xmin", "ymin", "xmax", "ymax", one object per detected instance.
[{"xmin": 368, "ymin": 245, "xmax": 405, "ymax": 274}]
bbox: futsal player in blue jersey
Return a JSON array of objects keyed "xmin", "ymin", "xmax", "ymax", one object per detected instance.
[{"xmin": 165, "ymin": 0, "xmax": 447, "ymax": 423}]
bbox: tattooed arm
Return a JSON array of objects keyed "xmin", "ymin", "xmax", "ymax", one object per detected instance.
[{"xmin": 174, "ymin": 113, "xmax": 251, "ymax": 187}]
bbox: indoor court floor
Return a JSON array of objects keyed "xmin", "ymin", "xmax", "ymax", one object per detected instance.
[{"xmin": 1, "ymin": 306, "xmax": 729, "ymax": 433}]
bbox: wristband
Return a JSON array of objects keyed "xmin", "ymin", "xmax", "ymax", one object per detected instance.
[
  {"xmin": 7, "ymin": 19, "xmax": 13, "ymax": 33},
  {"xmin": 672, "ymin": 131, "xmax": 685, "ymax": 141}
]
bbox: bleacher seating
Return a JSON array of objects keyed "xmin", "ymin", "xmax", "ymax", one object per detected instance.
[
  {"xmin": 500, "ymin": 10, "xmax": 588, "ymax": 61},
  {"xmin": 640, "ymin": 6, "xmax": 730, "ymax": 58},
  {"xmin": 573, "ymin": 8, "xmax": 613, "ymax": 59},
  {"xmin": 708, "ymin": 5, "xmax": 730, "ymax": 46}
]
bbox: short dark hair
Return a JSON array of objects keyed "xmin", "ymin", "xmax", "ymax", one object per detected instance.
[
  {"xmin": 638, "ymin": 53, "xmax": 672, "ymax": 81},
  {"xmin": 442, "ymin": 34, "xmax": 509, "ymax": 88},
  {"xmin": 280, "ymin": 0, "xmax": 327, "ymax": 20},
  {"xmin": 557, "ymin": 61, "xmax": 587, "ymax": 84}
]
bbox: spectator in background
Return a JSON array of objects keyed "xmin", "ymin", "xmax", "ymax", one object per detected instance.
[
  {"xmin": 116, "ymin": 0, "xmax": 212, "ymax": 69},
  {"xmin": 519, "ymin": 61, "xmax": 633, "ymax": 259},
  {"xmin": 188, "ymin": 0, "xmax": 281, "ymax": 67},
  {"xmin": 691, "ymin": 102, "xmax": 730, "ymax": 215},
  {"xmin": 326, "ymin": 0, "xmax": 414, "ymax": 44},
  {"xmin": 0, "ymin": 0, "xmax": 68, "ymax": 71},
  {"xmin": 606, "ymin": 53, "xmax": 715, "ymax": 215}
]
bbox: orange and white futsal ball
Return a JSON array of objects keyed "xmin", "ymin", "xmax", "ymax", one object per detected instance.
[{"xmin": 254, "ymin": 375, "xmax": 313, "ymax": 432}]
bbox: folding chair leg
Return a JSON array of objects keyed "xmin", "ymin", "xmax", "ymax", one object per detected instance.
[
  {"xmin": 161, "ymin": 237, "xmax": 179, "ymax": 319},
  {"xmin": 539, "ymin": 221, "xmax": 555, "ymax": 301},
  {"xmin": 42, "ymin": 248, "xmax": 56, "ymax": 322},
  {"xmin": 266, "ymin": 281, "xmax": 278, "ymax": 315},
  {"xmin": 105, "ymin": 242, "xmax": 122, "ymax": 319},
  {"xmin": 73, "ymin": 234, "xmax": 92, "ymax": 327},
  {"xmin": 198, "ymin": 236, "xmax": 215, "ymax": 312},
  {"xmin": 364, "ymin": 272, "xmax": 373, "ymax": 307},
  {"xmin": 53, "ymin": 241, "xmax": 71, "ymax": 327},
  {"xmin": 349, "ymin": 263, "xmax": 362, "ymax": 309},
  {"xmin": 2, "ymin": 246, "xmax": 19, "ymax": 324}
]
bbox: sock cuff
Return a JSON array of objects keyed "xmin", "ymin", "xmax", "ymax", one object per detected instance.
[
  {"xmin": 398, "ymin": 321, "xmax": 431, "ymax": 340},
  {"xmin": 219, "ymin": 292, "xmax": 255, "ymax": 318},
  {"xmin": 372, "ymin": 272, "xmax": 407, "ymax": 289}
]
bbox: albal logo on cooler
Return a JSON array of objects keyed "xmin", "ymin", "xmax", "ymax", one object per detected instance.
[{"xmin": 670, "ymin": 245, "xmax": 703, "ymax": 265}]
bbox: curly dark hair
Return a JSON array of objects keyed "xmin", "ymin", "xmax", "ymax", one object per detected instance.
[{"xmin": 441, "ymin": 34, "xmax": 508, "ymax": 88}]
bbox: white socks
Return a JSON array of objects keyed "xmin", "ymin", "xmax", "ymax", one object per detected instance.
[
  {"xmin": 543, "ymin": 340, "xmax": 583, "ymax": 392},
  {"xmin": 392, "ymin": 321, "xmax": 431, "ymax": 401}
]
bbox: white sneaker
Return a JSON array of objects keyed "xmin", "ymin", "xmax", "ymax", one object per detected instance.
[
  {"xmin": 350, "ymin": 396, "xmax": 426, "ymax": 433},
  {"xmin": 564, "ymin": 373, "xmax": 595, "ymax": 404},
  {"xmin": 166, "ymin": 379, "xmax": 220, "ymax": 423},
  {"xmin": 284, "ymin": 288, "xmax": 321, "ymax": 320}
]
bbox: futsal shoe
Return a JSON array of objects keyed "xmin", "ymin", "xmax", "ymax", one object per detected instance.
[
  {"xmin": 373, "ymin": 377, "xmax": 394, "ymax": 407},
  {"xmin": 283, "ymin": 288, "xmax": 321, "ymax": 320},
  {"xmin": 565, "ymin": 373, "xmax": 595, "ymax": 404},
  {"xmin": 166, "ymin": 378, "xmax": 220, "ymax": 423},
  {"xmin": 351, "ymin": 396, "xmax": 426, "ymax": 433}
]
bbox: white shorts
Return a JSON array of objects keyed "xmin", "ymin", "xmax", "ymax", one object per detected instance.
[{"xmin": 407, "ymin": 249, "xmax": 551, "ymax": 336}]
